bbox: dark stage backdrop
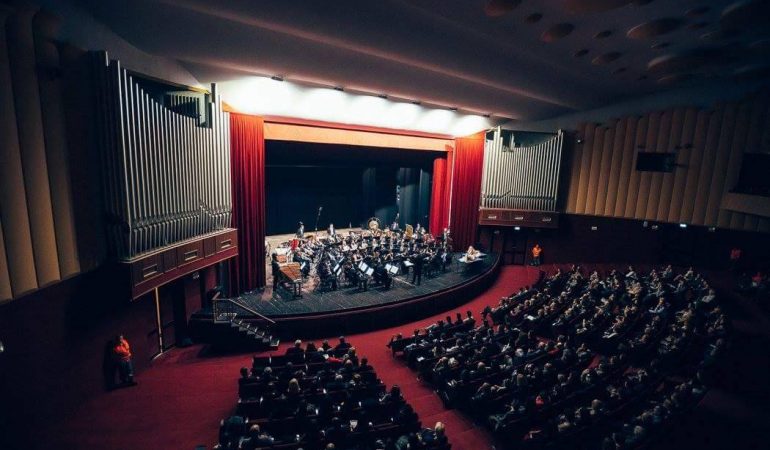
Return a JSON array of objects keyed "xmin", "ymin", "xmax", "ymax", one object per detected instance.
[
  {"xmin": 266, "ymin": 165, "xmax": 365, "ymax": 235},
  {"xmin": 265, "ymin": 141, "xmax": 439, "ymax": 236}
]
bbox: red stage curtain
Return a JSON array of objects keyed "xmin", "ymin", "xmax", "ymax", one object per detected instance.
[
  {"xmin": 429, "ymin": 148, "xmax": 451, "ymax": 234},
  {"xmin": 449, "ymin": 132, "xmax": 485, "ymax": 251},
  {"xmin": 229, "ymin": 113, "xmax": 266, "ymax": 293}
]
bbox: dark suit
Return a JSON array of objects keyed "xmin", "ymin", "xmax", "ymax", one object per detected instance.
[
  {"xmin": 412, "ymin": 254, "xmax": 425, "ymax": 285},
  {"xmin": 272, "ymin": 260, "xmax": 281, "ymax": 289}
]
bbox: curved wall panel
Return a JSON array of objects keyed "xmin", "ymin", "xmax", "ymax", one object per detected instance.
[{"xmin": 564, "ymin": 89, "xmax": 770, "ymax": 232}]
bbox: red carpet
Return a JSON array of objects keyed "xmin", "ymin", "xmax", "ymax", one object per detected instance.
[{"xmin": 39, "ymin": 266, "xmax": 541, "ymax": 450}]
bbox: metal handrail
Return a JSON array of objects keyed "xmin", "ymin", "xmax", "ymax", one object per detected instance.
[{"xmin": 213, "ymin": 297, "xmax": 276, "ymax": 325}]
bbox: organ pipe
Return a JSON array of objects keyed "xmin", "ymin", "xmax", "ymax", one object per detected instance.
[
  {"xmin": 480, "ymin": 127, "xmax": 564, "ymax": 212},
  {"xmin": 92, "ymin": 52, "xmax": 232, "ymax": 260}
]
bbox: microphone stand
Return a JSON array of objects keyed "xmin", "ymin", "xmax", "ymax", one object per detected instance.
[{"xmin": 314, "ymin": 206, "xmax": 323, "ymax": 232}]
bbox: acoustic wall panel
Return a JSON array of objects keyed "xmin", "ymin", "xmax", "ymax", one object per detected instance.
[
  {"xmin": 624, "ymin": 115, "xmax": 648, "ymax": 218},
  {"xmin": 594, "ymin": 122, "xmax": 616, "ymax": 215},
  {"xmin": 604, "ymin": 118, "xmax": 627, "ymax": 216},
  {"xmin": 565, "ymin": 123, "xmax": 585, "ymax": 213},
  {"xmin": 635, "ymin": 111, "xmax": 660, "ymax": 219},
  {"xmin": 7, "ymin": 8, "xmax": 61, "ymax": 286},
  {"xmin": 645, "ymin": 110, "xmax": 672, "ymax": 219},
  {"xmin": 691, "ymin": 106, "xmax": 723, "ymax": 225},
  {"xmin": 705, "ymin": 104, "xmax": 738, "ymax": 226},
  {"xmin": 680, "ymin": 111, "xmax": 711, "ymax": 224},
  {"xmin": 585, "ymin": 125, "xmax": 606, "ymax": 216},
  {"xmin": 575, "ymin": 124, "xmax": 596, "ymax": 214},
  {"xmin": 721, "ymin": 103, "xmax": 751, "ymax": 228},
  {"xmin": 34, "ymin": 12, "xmax": 80, "ymax": 279},
  {"xmin": 0, "ymin": 8, "xmax": 40, "ymax": 298},
  {"xmin": 564, "ymin": 90, "xmax": 770, "ymax": 233},
  {"xmin": 665, "ymin": 108, "xmax": 697, "ymax": 223},
  {"xmin": 613, "ymin": 116, "xmax": 637, "ymax": 217},
  {"xmin": 0, "ymin": 222, "xmax": 11, "ymax": 303},
  {"xmin": 653, "ymin": 108, "xmax": 682, "ymax": 221}
]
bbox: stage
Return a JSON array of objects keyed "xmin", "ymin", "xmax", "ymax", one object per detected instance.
[
  {"xmin": 192, "ymin": 239, "xmax": 500, "ymax": 338},
  {"xmin": 246, "ymin": 251, "xmax": 496, "ymax": 317}
]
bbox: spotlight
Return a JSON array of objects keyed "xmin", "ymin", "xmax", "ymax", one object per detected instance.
[
  {"xmin": 483, "ymin": 113, "xmax": 491, "ymax": 118},
  {"xmin": 642, "ymin": 221, "xmax": 649, "ymax": 228},
  {"xmin": 590, "ymin": 226, "xmax": 598, "ymax": 231},
  {"xmin": 411, "ymin": 100, "xmax": 421, "ymax": 105},
  {"xmin": 377, "ymin": 94, "xmax": 388, "ymax": 99},
  {"xmin": 0, "ymin": 340, "xmax": 4, "ymax": 354},
  {"xmin": 651, "ymin": 224, "xmax": 659, "ymax": 230},
  {"xmin": 449, "ymin": 107, "xmax": 458, "ymax": 112},
  {"xmin": 679, "ymin": 223, "xmax": 688, "ymax": 229},
  {"xmin": 576, "ymin": 138, "xmax": 584, "ymax": 144},
  {"xmin": 708, "ymin": 227, "xmax": 716, "ymax": 232},
  {"xmin": 333, "ymin": 86, "xmax": 344, "ymax": 91},
  {"xmin": 270, "ymin": 75, "xmax": 284, "ymax": 82},
  {"xmin": 514, "ymin": 226, "xmax": 521, "ymax": 231}
]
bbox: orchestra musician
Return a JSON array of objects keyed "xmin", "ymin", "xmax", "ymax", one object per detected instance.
[
  {"xmin": 273, "ymin": 222, "xmax": 456, "ymax": 294},
  {"xmin": 271, "ymin": 253, "xmax": 281, "ymax": 290}
]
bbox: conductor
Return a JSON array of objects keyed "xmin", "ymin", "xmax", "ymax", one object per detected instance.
[
  {"xmin": 412, "ymin": 251, "xmax": 425, "ymax": 286},
  {"xmin": 296, "ymin": 221, "xmax": 305, "ymax": 239}
]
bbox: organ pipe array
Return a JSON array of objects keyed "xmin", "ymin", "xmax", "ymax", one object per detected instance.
[
  {"xmin": 92, "ymin": 52, "xmax": 232, "ymax": 260},
  {"xmin": 480, "ymin": 128, "xmax": 564, "ymax": 212}
]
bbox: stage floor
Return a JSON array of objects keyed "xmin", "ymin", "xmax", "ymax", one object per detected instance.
[{"xmin": 238, "ymin": 252, "xmax": 497, "ymax": 318}]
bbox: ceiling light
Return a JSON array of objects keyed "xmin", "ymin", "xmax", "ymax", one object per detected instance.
[
  {"xmin": 449, "ymin": 107, "xmax": 458, "ymax": 112},
  {"xmin": 270, "ymin": 75, "xmax": 284, "ymax": 82},
  {"xmin": 218, "ymin": 76, "xmax": 492, "ymax": 136}
]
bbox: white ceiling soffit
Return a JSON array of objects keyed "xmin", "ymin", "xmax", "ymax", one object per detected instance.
[{"xmin": 218, "ymin": 77, "xmax": 493, "ymax": 137}]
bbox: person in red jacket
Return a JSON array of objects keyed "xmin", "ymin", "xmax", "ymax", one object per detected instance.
[{"xmin": 113, "ymin": 335, "xmax": 136, "ymax": 385}]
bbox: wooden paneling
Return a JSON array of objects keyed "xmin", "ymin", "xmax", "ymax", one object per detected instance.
[
  {"xmin": 126, "ymin": 229, "xmax": 237, "ymax": 299},
  {"xmin": 564, "ymin": 90, "xmax": 770, "ymax": 233}
]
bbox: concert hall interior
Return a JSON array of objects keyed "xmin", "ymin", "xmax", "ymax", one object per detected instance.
[{"xmin": 1, "ymin": 1, "xmax": 770, "ymax": 450}]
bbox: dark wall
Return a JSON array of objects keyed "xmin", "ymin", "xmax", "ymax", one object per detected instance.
[
  {"xmin": 478, "ymin": 214, "xmax": 770, "ymax": 270},
  {"xmin": 0, "ymin": 263, "xmax": 218, "ymax": 449}
]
